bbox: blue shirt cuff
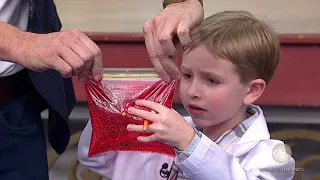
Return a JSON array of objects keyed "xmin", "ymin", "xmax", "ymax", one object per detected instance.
[{"xmin": 175, "ymin": 128, "xmax": 202, "ymax": 163}]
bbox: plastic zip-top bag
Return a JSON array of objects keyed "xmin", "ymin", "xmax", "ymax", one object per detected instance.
[{"xmin": 84, "ymin": 68, "xmax": 177, "ymax": 157}]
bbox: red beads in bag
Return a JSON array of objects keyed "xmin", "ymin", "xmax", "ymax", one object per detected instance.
[{"xmin": 84, "ymin": 69, "xmax": 176, "ymax": 157}]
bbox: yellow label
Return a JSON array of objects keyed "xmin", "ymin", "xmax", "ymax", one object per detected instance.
[
  {"xmin": 102, "ymin": 68, "xmax": 159, "ymax": 78},
  {"xmin": 102, "ymin": 73, "xmax": 159, "ymax": 78}
]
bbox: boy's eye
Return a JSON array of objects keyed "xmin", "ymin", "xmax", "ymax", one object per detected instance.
[
  {"xmin": 206, "ymin": 77, "xmax": 218, "ymax": 84},
  {"xmin": 182, "ymin": 73, "xmax": 192, "ymax": 79}
]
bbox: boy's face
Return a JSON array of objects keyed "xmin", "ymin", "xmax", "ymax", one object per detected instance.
[{"xmin": 179, "ymin": 45, "xmax": 250, "ymax": 129}]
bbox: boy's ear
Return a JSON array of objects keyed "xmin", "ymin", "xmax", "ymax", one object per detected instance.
[{"xmin": 243, "ymin": 79, "xmax": 266, "ymax": 105}]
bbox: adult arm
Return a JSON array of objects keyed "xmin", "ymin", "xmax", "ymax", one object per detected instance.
[{"xmin": 0, "ymin": 21, "xmax": 102, "ymax": 81}]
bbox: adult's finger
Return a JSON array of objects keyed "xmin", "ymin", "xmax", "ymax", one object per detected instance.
[
  {"xmin": 51, "ymin": 56, "xmax": 74, "ymax": 78},
  {"xmin": 153, "ymin": 33, "xmax": 181, "ymax": 82},
  {"xmin": 59, "ymin": 46, "xmax": 84, "ymax": 76},
  {"xmin": 153, "ymin": 14, "xmax": 176, "ymax": 56},
  {"xmin": 156, "ymin": 18, "xmax": 181, "ymax": 81},
  {"xmin": 160, "ymin": 56, "xmax": 181, "ymax": 81},
  {"xmin": 176, "ymin": 18, "xmax": 192, "ymax": 47},
  {"xmin": 159, "ymin": 18, "xmax": 179, "ymax": 57},
  {"xmin": 70, "ymin": 38, "xmax": 94, "ymax": 81},
  {"xmin": 78, "ymin": 32, "xmax": 103, "ymax": 81},
  {"xmin": 143, "ymin": 20, "xmax": 170, "ymax": 82}
]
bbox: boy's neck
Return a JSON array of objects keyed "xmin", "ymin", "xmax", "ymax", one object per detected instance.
[{"xmin": 203, "ymin": 105, "xmax": 248, "ymax": 141}]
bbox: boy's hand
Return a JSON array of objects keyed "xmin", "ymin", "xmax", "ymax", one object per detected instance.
[{"xmin": 127, "ymin": 99, "xmax": 195, "ymax": 151}]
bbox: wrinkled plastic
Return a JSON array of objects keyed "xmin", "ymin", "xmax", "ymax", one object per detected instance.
[{"xmin": 84, "ymin": 68, "xmax": 177, "ymax": 157}]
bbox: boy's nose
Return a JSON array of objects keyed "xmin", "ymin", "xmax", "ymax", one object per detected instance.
[{"xmin": 187, "ymin": 81, "xmax": 202, "ymax": 99}]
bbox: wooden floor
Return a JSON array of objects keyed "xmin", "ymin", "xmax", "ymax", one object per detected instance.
[{"xmin": 54, "ymin": 0, "xmax": 320, "ymax": 34}]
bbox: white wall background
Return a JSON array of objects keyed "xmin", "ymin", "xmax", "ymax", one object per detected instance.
[{"xmin": 54, "ymin": 0, "xmax": 320, "ymax": 33}]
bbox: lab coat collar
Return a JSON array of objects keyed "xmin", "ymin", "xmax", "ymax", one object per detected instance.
[{"xmin": 232, "ymin": 105, "xmax": 270, "ymax": 156}]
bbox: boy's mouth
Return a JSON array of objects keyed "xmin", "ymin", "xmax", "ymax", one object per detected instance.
[
  {"xmin": 187, "ymin": 104, "xmax": 207, "ymax": 115},
  {"xmin": 188, "ymin": 105, "xmax": 205, "ymax": 110}
]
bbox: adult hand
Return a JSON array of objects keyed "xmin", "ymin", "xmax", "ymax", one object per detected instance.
[
  {"xmin": 127, "ymin": 99, "xmax": 195, "ymax": 151},
  {"xmin": 21, "ymin": 29, "xmax": 103, "ymax": 81},
  {"xmin": 143, "ymin": 0, "xmax": 204, "ymax": 82}
]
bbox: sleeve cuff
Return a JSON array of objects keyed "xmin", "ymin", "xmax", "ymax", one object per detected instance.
[{"xmin": 175, "ymin": 128, "xmax": 202, "ymax": 163}]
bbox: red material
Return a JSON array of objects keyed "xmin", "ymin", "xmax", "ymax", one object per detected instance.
[
  {"xmin": 85, "ymin": 78, "xmax": 176, "ymax": 157},
  {"xmin": 256, "ymin": 44, "xmax": 320, "ymax": 106}
]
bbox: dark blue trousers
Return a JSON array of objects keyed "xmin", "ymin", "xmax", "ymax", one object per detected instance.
[{"xmin": 0, "ymin": 84, "xmax": 49, "ymax": 180}]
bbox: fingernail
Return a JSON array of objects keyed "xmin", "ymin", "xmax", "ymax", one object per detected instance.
[
  {"xmin": 163, "ymin": 75, "xmax": 171, "ymax": 82},
  {"xmin": 127, "ymin": 125, "xmax": 132, "ymax": 131},
  {"xmin": 94, "ymin": 73, "xmax": 102, "ymax": 81}
]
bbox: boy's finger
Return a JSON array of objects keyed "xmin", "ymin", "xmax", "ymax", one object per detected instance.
[
  {"xmin": 128, "ymin": 107, "xmax": 158, "ymax": 121},
  {"xmin": 127, "ymin": 124, "xmax": 155, "ymax": 133},
  {"xmin": 134, "ymin": 100, "xmax": 167, "ymax": 113},
  {"xmin": 127, "ymin": 124, "xmax": 143, "ymax": 132},
  {"xmin": 137, "ymin": 134, "xmax": 157, "ymax": 143}
]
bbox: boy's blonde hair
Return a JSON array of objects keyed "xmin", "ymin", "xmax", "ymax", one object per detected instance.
[{"xmin": 189, "ymin": 10, "xmax": 280, "ymax": 84}]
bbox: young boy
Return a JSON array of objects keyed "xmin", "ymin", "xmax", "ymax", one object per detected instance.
[{"xmin": 78, "ymin": 10, "xmax": 295, "ymax": 180}]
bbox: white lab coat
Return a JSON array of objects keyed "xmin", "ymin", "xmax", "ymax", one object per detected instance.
[{"xmin": 77, "ymin": 106, "xmax": 295, "ymax": 180}]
